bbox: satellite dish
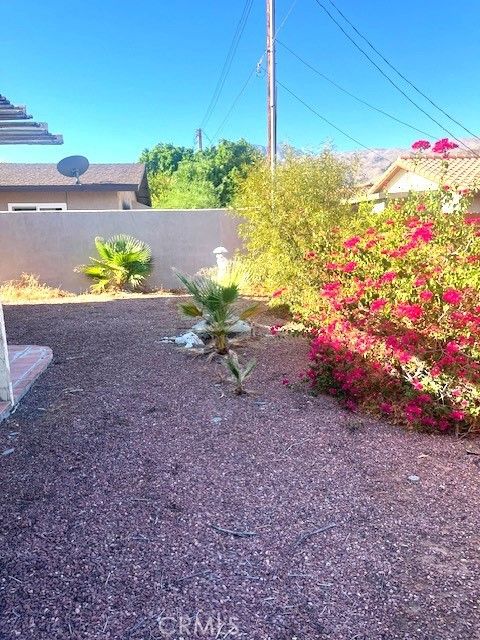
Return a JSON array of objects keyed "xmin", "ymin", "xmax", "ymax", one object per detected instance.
[{"xmin": 57, "ymin": 155, "xmax": 89, "ymax": 184}]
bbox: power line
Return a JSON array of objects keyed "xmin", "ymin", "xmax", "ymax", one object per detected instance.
[
  {"xmin": 202, "ymin": 129, "xmax": 213, "ymax": 145},
  {"xmin": 211, "ymin": 67, "xmax": 257, "ymax": 142},
  {"xmin": 199, "ymin": 0, "xmax": 254, "ymax": 130},
  {"xmin": 311, "ymin": 0, "xmax": 479, "ymax": 157},
  {"xmin": 210, "ymin": 0, "xmax": 298, "ymax": 144},
  {"xmin": 277, "ymin": 79, "xmax": 393, "ymax": 163},
  {"xmin": 326, "ymin": 0, "xmax": 480, "ymax": 142},
  {"xmin": 277, "ymin": 40, "xmax": 438, "ymax": 140}
]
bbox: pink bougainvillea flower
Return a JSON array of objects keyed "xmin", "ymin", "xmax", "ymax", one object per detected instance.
[
  {"xmin": 325, "ymin": 261, "xmax": 339, "ymax": 270},
  {"xmin": 321, "ymin": 281, "xmax": 342, "ymax": 299},
  {"xmin": 343, "ymin": 235, "xmax": 361, "ymax": 249},
  {"xmin": 446, "ymin": 340, "xmax": 460, "ymax": 355},
  {"xmin": 272, "ymin": 288, "xmax": 286, "ymax": 298},
  {"xmin": 379, "ymin": 402, "xmax": 393, "ymax": 414},
  {"xmin": 379, "ymin": 271, "xmax": 397, "ymax": 284},
  {"xmin": 414, "ymin": 276, "xmax": 427, "ymax": 287},
  {"xmin": 406, "ymin": 216, "xmax": 421, "ymax": 228},
  {"xmin": 438, "ymin": 419, "xmax": 451, "ymax": 431},
  {"xmin": 405, "ymin": 401, "xmax": 423, "ymax": 420},
  {"xmin": 419, "ymin": 289, "xmax": 433, "ymax": 302},
  {"xmin": 442, "ymin": 288, "xmax": 462, "ymax": 305},
  {"xmin": 421, "ymin": 416, "xmax": 437, "ymax": 428},
  {"xmin": 432, "ymin": 138, "xmax": 459, "ymax": 154},
  {"xmin": 342, "ymin": 261, "xmax": 357, "ymax": 273},
  {"xmin": 442, "ymin": 184, "xmax": 451, "ymax": 191},
  {"xmin": 304, "ymin": 250, "xmax": 317, "ymax": 260},
  {"xmin": 282, "ymin": 378, "xmax": 290, "ymax": 386},
  {"xmin": 416, "ymin": 393, "xmax": 432, "ymax": 404},
  {"xmin": 411, "ymin": 140, "xmax": 431, "ymax": 151},
  {"xmin": 269, "ymin": 324, "xmax": 283, "ymax": 335},
  {"xmin": 370, "ymin": 298, "xmax": 387, "ymax": 312},
  {"xmin": 460, "ymin": 188, "xmax": 471, "ymax": 196},
  {"xmin": 450, "ymin": 409, "xmax": 465, "ymax": 421},
  {"xmin": 411, "ymin": 223, "xmax": 434, "ymax": 243},
  {"xmin": 416, "ymin": 203, "xmax": 426, "ymax": 212},
  {"xmin": 395, "ymin": 303, "xmax": 423, "ymax": 321}
]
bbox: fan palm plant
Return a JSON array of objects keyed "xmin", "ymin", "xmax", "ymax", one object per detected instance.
[
  {"xmin": 223, "ymin": 351, "xmax": 256, "ymax": 395},
  {"xmin": 176, "ymin": 271, "xmax": 258, "ymax": 354},
  {"xmin": 78, "ymin": 235, "xmax": 153, "ymax": 293}
]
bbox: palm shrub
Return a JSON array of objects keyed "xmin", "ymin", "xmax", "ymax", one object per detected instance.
[
  {"xmin": 176, "ymin": 272, "xmax": 258, "ymax": 354},
  {"xmin": 78, "ymin": 235, "xmax": 153, "ymax": 293},
  {"xmin": 223, "ymin": 351, "xmax": 256, "ymax": 394}
]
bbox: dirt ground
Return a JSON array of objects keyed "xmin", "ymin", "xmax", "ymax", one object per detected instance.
[{"xmin": 1, "ymin": 297, "xmax": 479, "ymax": 640}]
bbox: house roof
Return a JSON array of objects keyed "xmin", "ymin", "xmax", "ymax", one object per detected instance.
[
  {"xmin": 0, "ymin": 162, "xmax": 146, "ymax": 191},
  {"xmin": 369, "ymin": 155, "xmax": 480, "ymax": 195},
  {"xmin": 0, "ymin": 95, "xmax": 62, "ymax": 145}
]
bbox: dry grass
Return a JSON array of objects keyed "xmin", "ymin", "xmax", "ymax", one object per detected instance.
[
  {"xmin": 0, "ymin": 273, "xmax": 185, "ymax": 305},
  {"xmin": 0, "ymin": 274, "xmax": 73, "ymax": 302}
]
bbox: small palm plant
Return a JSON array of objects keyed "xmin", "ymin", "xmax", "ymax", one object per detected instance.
[
  {"xmin": 224, "ymin": 351, "xmax": 256, "ymax": 395},
  {"xmin": 78, "ymin": 235, "xmax": 153, "ymax": 293},
  {"xmin": 176, "ymin": 272, "xmax": 258, "ymax": 354}
]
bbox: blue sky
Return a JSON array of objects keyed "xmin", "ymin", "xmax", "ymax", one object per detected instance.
[{"xmin": 1, "ymin": 0, "xmax": 479, "ymax": 163}]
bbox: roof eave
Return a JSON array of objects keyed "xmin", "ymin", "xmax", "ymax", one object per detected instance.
[
  {"xmin": 0, "ymin": 183, "xmax": 139, "ymax": 192},
  {"xmin": 368, "ymin": 158, "xmax": 414, "ymax": 194}
]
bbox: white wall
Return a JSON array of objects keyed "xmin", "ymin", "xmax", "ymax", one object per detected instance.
[
  {"xmin": 384, "ymin": 170, "xmax": 439, "ymax": 194},
  {"xmin": 0, "ymin": 209, "xmax": 242, "ymax": 292}
]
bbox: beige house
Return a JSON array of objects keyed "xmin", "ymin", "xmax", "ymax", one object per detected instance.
[
  {"xmin": 364, "ymin": 155, "xmax": 480, "ymax": 213},
  {"xmin": 0, "ymin": 162, "xmax": 151, "ymax": 211}
]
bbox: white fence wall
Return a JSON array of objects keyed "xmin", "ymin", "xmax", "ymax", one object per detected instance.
[{"xmin": 0, "ymin": 209, "xmax": 242, "ymax": 292}]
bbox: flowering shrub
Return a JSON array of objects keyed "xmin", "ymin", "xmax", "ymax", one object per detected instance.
[
  {"xmin": 301, "ymin": 152, "xmax": 480, "ymax": 434},
  {"xmin": 236, "ymin": 139, "xmax": 480, "ymax": 433}
]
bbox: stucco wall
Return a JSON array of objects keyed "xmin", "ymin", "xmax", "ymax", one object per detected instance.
[
  {"xmin": 0, "ymin": 209, "xmax": 242, "ymax": 292},
  {"xmin": 0, "ymin": 190, "xmax": 140, "ymax": 210},
  {"xmin": 385, "ymin": 170, "xmax": 439, "ymax": 194}
]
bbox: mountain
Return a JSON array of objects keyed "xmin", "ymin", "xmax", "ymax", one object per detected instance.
[
  {"xmin": 338, "ymin": 137, "xmax": 480, "ymax": 183},
  {"xmin": 336, "ymin": 147, "xmax": 403, "ymax": 183},
  {"xmin": 273, "ymin": 138, "xmax": 480, "ymax": 184}
]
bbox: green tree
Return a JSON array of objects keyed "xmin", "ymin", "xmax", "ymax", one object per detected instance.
[
  {"xmin": 140, "ymin": 138, "xmax": 260, "ymax": 209},
  {"xmin": 154, "ymin": 157, "xmax": 219, "ymax": 209},
  {"xmin": 140, "ymin": 143, "xmax": 193, "ymax": 175},
  {"xmin": 202, "ymin": 139, "xmax": 261, "ymax": 206}
]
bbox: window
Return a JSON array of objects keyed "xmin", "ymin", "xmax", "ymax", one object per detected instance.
[{"xmin": 7, "ymin": 202, "xmax": 67, "ymax": 212}]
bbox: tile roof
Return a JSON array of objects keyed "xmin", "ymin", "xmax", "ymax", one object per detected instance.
[
  {"xmin": 370, "ymin": 155, "xmax": 480, "ymax": 194},
  {"xmin": 0, "ymin": 163, "xmax": 146, "ymax": 188}
]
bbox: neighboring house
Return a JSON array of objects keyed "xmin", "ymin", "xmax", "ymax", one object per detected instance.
[
  {"xmin": 0, "ymin": 163, "xmax": 151, "ymax": 211},
  {"xmin": 362, "ymin": 155, "xmax": 480, "ymax": 213}
]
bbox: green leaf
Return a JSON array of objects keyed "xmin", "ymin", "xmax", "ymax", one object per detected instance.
[
  {"xmin": 239, "ymin": 303, "xmax": 260, "ymax": 320},
  {"xmin": 77, "ymin": 234, "xmax": 152, "ymax": 292},
  {"xmin": 180, "ymin": 303, "xmax": 203, "ymax": 317}
]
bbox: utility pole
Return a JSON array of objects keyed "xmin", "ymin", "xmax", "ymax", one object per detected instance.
[
  {"xmin": 266, "ymin": 0, "xmax": 277, "ymax": 171},
  {"xmin": 195, "ymin": 128, "xmax": 203, "ymax": 152}
]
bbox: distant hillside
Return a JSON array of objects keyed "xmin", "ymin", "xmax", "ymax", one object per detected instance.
[
  {"xmin": 273, "ymin": 138, "xmax": 480, "ymax": 184},
  {"xmin": 337, "ymin": 147, "xmax": 403, "ymax": 183}
]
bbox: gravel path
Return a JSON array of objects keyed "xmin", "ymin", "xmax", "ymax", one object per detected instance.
[{"xmin": 1, "ymin": 297, "xmax": 479, "ymax": 640}]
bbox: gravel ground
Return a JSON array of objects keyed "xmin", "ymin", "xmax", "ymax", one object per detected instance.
[{"xmin": 1, "ymin": 297, "xmax": 479, "ymax": 640}]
